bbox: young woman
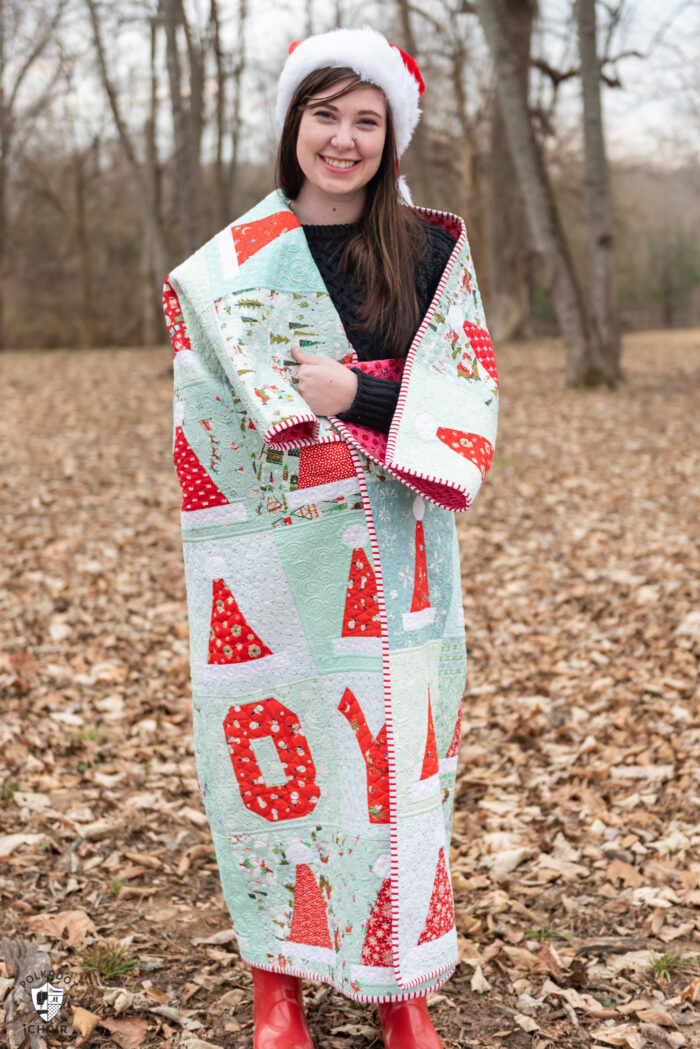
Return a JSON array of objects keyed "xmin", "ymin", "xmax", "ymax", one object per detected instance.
[{"xmin": 164, "ymin": 25, "xmax": 498, "ymax": 1049}]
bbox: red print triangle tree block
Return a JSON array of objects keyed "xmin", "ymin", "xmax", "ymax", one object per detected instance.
[
  {"xmin": 284, "ymin": 842, "xmax": 335, "ymax": 965},
  {"xmin": 231, "ymin": 211, "xmax": 300, "ymax": 266},
  {"xmin": 172, "ymin": 402, "xmax": 247, "ymax": 527},
  {"xmin": 205, "ymin": 556, "xmax": 273, "ymax": 665},
  {"xmin": 446, "ymin": 305, "xmax": 499, "ymax": 387},
  {"xmin": 442, "ymin": 693, "xmax": 464, "ymax": 772},
  {"xmin": 402, "ymin": 496, "xmax": 436, "ymax": 631},
  {"xmin": 420, "ymin": 688, "xmax": 439, "ymax": 781},
  {"xmin": 338, "ymin": 687, "xmax": 389, "ymax": 823},
  {"xmin": 332, "ymin": 524, "xmax": 382, "ymax": 654},
  {"xmin": 286, "ymin": 441, "xmax": 360, "ymax": 510},
  {"xmin": 415, "ymin": 412, "xmax": 494, "ymax": 481},
  {"xmin": 361, "ymin": 877, "xmax": 393, "ymax": 966},
  {"xmin": 163, "ymin": 279, "xmax": 192, "ymax": 355},
  {"xmin": 462, "ymin": 320, "xmax": 499, "ymax": 386},
  {"xmin": 417, "ymin": 847, "xmax": 455, "ymax": 945}
]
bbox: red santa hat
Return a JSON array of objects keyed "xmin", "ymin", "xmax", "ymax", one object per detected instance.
[{"xmin": 276, "ymin": 25, "xmax": 425, "ymax": 204}]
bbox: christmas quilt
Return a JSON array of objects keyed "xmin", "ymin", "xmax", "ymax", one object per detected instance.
[{"xmin": 163, "ymin": 187, "xmax": 498, "ymax": 1000}]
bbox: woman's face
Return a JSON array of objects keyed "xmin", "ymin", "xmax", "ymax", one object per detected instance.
[{"xmin": 295, "ymin": 79, "xmax": 387, "ymax": 200}]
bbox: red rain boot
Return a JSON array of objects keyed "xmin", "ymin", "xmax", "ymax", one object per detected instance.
[
  {"xmin": 378, "ymin": 996, "xmax": 443, "ymax": 1048},
  {"xmin": 251, "ymin": 965, "xmax": 315, "ymax": 1049}
]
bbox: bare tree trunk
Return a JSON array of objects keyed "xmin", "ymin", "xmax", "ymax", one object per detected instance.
[
  {"xmin": 576, "ymin": 0, "xmax": 623, "ymax": 382},
  {"xmin": 227, "ymin": 0, "xmax": 247, "ymax": 218},
  {"xmin": 162, "ymin": 0, "xmax": 203, "ymax": 254},
  {"xmin": 395, "ymin": 0, "xmax": 431, "ymax": 204},
  {"xmin": 85, "ymin": 0, "xmax": 168, "ymax": 279},
  {"xmin": 449, "ymin": 32, "xmax": 487, "ymax": 275},
  {"xmin": 486, "ymin": 0, "xmax": 534, "ymax": 342},
  {"xmin": 73, "ymin": 151, "xmax": 93, "ymax": 348},
  {"xmin": 210, "ymin": 0, "xmax": 227, "ymax": 227},
  {"xmin": 474, "ymin": 0, "xmax": 613, "ymax": 386}
]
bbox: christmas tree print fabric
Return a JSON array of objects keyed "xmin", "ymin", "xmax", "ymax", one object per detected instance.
[{"xmin": 163, "ymin": 188, "xmax": 497, "ymax": 1001}]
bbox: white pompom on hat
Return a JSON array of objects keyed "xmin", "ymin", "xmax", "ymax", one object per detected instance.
[{"xmin": 275, "ymin": 25, "xmax": 425, "ymax": 159}]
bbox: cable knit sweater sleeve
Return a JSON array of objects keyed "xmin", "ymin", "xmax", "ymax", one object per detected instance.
[{"xmin": 303, "ymin": 218, "xmax": 457, "ymax": 435}]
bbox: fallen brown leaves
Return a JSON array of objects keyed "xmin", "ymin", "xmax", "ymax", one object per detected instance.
[{"xmin": 0, "ymin": 329, "xmax": 698, "ymax": 1048}]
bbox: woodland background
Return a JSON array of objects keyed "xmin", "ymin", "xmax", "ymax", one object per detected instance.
[
  {"xmin": 0, "ymin": 0, "xmax": 699, "ymax": 377},
  {"xmin": 2, "ymin": 3, "xmax": 700, "ymax": 1049}
]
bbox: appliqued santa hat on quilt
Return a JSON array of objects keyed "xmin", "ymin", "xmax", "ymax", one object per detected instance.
[
  {"xmin": 403, "ymin": 496, "xmax": 436, "ymax": 631},
  {"xmin": 415, "ymin": 412, "xmax": 494, "ymax": 481},
  {"xmin": 417, "ymin": 846, "xmax": 455, "ymax": 945},
  {"xmin": 205, "ymin": 556, "xmax": 273, "ymax": 666},
  {"xmin": 275, "ymin": 25, "xmax": 426, "ymax": 206},
  {"xmin": 285, "ymin": 841, "xmax": 335, "ymax": 964},
  {"xmin": 333, "ymin": 524, "xmax": 382, "ymax": 654},
  {"xmin": 172, "ymin": 400, "xmax": 247, "ymax": 528},
  {"xmin": 286, "ymin": 441, "xmax": 360, "ymax": 510}
]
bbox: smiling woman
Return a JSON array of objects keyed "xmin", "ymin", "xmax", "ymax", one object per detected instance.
[
  {"xmin": 294, "ymin": 87, "xmax": 387, "ymax": 200},
  {"xmin": 163, "ymin": 23, "xmax": 498, "ymax": 1049}
]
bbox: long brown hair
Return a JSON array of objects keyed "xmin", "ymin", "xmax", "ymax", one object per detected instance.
[{"xmin": 275, "ymin": 67, "xmax": 428, "ymax": 359}]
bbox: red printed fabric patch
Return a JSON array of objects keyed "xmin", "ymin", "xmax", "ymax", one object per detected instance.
[
  {"xmin": 462, "ymin": 321, "xmax": 498, "ymax": 386},
  {"xmin": 445, "ymin": 694, "xmax": 464, "ymax": 759},
  {"xmin": 288, "ymin": 863, "xmax": 333, "ymax": 948},
  {"xmin": 361, "ymin": 878, "xmax": 393, "ymax": 965},
  {"xmin": 419, "ymin": 692, "xmax": 439, "ymax": 780},
  {"xmin": 341, "ymin": 549, "xmax": 381, "ymax": 638},
  {"xmin": 223, "ymin": 697, "xmax": 321, "ymax": 822},
  {"xmin": 410, "ymin": 519, "xmax": 430, "ymax": 612},
  {"xmin": 173, "ymin": 426, "xmax": 230, "ymax": 511},
  {"xmin": 208, "ymin": 578, "xmax": 273, "ymax": 664},
  {"xmin": 297, "ymin": 442, "xmax": 356, "ymax": 489},
  {"xmin": 338, "ymin": 688, "xmax": 389, "ymax": 823},
  {"xmin": 436, "ymin": 427, "xmax": 493, "ymax": 481},
  {"xmin": 231, "ymin": 212, "xmax": 300, "ymax": 267},
  {"xmin": 352, "ymin": 358, "xmax": 405, "ymax": 383},
  {"xmin": 417, "ymin": 847, "xmax": 455, "ymax": 944},
  {"xmin": 338, "ymin": 420, "xmax": 389, "ymax": 463},
  {"xmin": 163, "ymin": 280, "xmax": 192, "ymax": 355}
]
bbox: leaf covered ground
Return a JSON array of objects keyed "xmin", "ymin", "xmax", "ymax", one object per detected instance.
[{"xmin": 1, "ymin": 329, "xmax": 699, "ymax": 1049}]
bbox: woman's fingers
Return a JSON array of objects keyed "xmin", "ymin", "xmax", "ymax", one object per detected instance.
[{"xmin": 291, "ymin": 345, "xmax": 317, "ymax": 364}]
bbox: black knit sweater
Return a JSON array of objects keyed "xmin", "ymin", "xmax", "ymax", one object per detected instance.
[{"xmin": 301, "ymin": 218, "xmax": 457, "ymax": 434}]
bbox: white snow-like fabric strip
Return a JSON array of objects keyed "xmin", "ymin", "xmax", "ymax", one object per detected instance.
[
  {"xmin": 350, "ymin": 964, "xmax": 396, "ymax": 985},
  {"xmin": 402, "ymin": 607, "xmax": 436, "ymax": 632},
  {"xmin": 217, "ymin": 225, "xmax": 239, "ymax": 281},
  {"xmin": 197, "ymin": 653, "xmax": 290, "ymax": 691},
  {"xmin": 286, "ymin": 476, "xmax": 360, "ymax": 510},
  {"xmin": 275, "ymin": 25, "xmax": 421, "ymax": 156},
  {"xmin": 439, "ymin": 756, "xmax": 458, "ymax": 774},
  {"xmin": 182, "ymin": 503, "xmax": 247, "ymax": 528},
  {"xmin": 410, "ymin": 773, "xmax": 441, "ymax": 801},
  {"xmin": 285, "ymin": 944, "xmax": 337, "ymax": 966},
  {"xmin": 332, "ymin": 637, "xmax": 383, "ymax": 655}
]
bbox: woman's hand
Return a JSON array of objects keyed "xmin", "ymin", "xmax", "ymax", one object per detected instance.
[{"xmin": 291, "ymin": 345, "xmax": 358, "ymax": 416}]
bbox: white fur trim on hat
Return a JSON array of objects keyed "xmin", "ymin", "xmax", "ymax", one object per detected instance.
[
  {"xmin": 447, "ymin": 305, "xmax": 465, "ymax": 332},
  {"xmin": 285, "ymin": 841, "xmax": 314, "ymax": 864},
  {"xmin": 342, "ymin": 523, "xmax": 369, "ymax": 548},
  {"xmin": 397, "ymin": 174, "xmax": 414, "ymax": 205},
  {"xmin": 205, "ymin": 555, "xmax": 227, "ymax": 579},
  {"xmin": 414, "ymin": 412, "xmax": 438, "ymax": 441},
  {"xmin": 372, "ymin": 853, "xmax": 391, "ymax": 879},
  {"xmin": 173, "ymin": 397, "xmax": 185, "ymax": 428},
  {"xmin": 276, "ymin": 25, "xmax": 422, "ymax": 157}
]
